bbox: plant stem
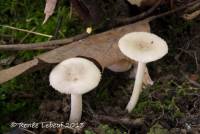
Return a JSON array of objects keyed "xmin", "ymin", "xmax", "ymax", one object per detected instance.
[
  {"xmin": 69, "ymin": 94, "xmax": 82, "ymax": 123},
  {"xmin": 126, "ymin": 62, "xmax": 146, "ymax": 112}
]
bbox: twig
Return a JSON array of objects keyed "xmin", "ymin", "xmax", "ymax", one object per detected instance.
[
  {"xmin": 116, "ymin": 0, "xmax": 162, "ymax": 25},
  {"xmin": 94, "ymin": 115, "xmax": 144, "ymax": 127},
  {"xmin": 147, "ymin": 0, "xmax": 200, "ymax": 22},
  {"xmin": 0, "ymin": 33, "xmax": 88, "ymax": 51},
  {"xmin": 0, "ymin": 25, "xmax": 53, "ymax": 38},
  {"xmin": 21, "ymin": 128, "xmax": 36, "ymax": 134},
  {"xmin": 117, "ymin": 0, "xmax": 200, "ymax": 25},
  {"xmin": 181, "ymin": 71, "xmax": 200, "ymax": 88},
  {"xmin": 185, "ymin": 2, "xmax": 200, "ymax": 12},
  {"xmin": 1, "ymin": 1, "xmax": 200, "ymax": 51}
]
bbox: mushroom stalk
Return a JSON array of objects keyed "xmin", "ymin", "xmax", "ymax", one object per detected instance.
[
  {"xmin": 69, "ymin": 94, "xmax": 82, "ymax": 123},
  {"xmin": 126, "ymin": 62, "xmax": 145, "ymax": 112}
]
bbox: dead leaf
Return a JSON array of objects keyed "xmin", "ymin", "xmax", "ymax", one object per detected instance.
[
  {"xmin": 43, "ymin": 0, "xmax": 58, "ymax": 24},
  {"xmin": 0, "ymin": 21, "xmax": 150, "ymax": 84},
  {"xmin": 0, "ymin": 59, "xmax": 38, "ymax": 84},
  {"xmin": 38, "ymin": 21, "xmax": 150, "ymax": 65}
]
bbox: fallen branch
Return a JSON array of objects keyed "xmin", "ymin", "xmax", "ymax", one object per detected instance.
[
  {"xmin": 117, "ymin": 0, "xmax": 200, "ymax": 25},
  {"xmin": 0, "ymin": 33, "xmax": 88, "ymax": 51},
  {"xmin": 185, "ymin": 2, "xmax": 200, "ymax": 13},
  {"xmin": 94, "ymin": 115, "xmax": 144, "ymax": 127},
  {"xmin": 116, "ymin": 0, "xmax": 162, "ymax": 25},
  {"xmin": 147, "ymin": 0, "xmax": 200, "ymax": 22},
  {"xmin": 1, "ymin": 0, "xmax": 199, "ymax": 51}
]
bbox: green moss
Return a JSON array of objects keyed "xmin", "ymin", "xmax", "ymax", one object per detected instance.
[
  {"xmin": 84, "ymin": 124, "xmax": 127, "ymax": 134},
  {"xmin": 0, "ymin": 73, "xmax": 45, "ymax": 133},
  {"xmin": 148, "ymin": 123, "xmax": 169, "ymax": 134},
  {"xmin": 0, "ymin": 0, "xmax": 84, "ymax": 60},
  {"xmin": 131, "ymin": 80, "xmax": 198, "ymax": 120},
  {"xmin": 98, "ymin": 124, "xmax": 127, "ymax": 134}
]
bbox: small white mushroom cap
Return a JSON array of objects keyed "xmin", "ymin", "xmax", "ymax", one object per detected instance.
[
  {"xmin": 107, "ymin": 60, "xmax": 132, "ymax": 72},
  {"xmin": 127, "ymin": 0, "xmax": 143, "ymax": 6},
  {"xmin": 49, "ymin": 57, "xmax": 101, "ymax": 95},
  {"xmin": 118, "ymin": 32, "xmax": 168, "ymax": 63}
]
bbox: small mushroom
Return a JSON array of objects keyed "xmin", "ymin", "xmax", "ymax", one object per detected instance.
[
  {"xmin": 49, "ymin": 57, "xmax": 101, "ymax": 122},
  {"xmin": 108, "ymin": 60, "xmax": 154, "ymax": 86},
  {"xmin": 107, "ymin": 59, "xmax": 132, "ymax": 72},
  {"xmin": 118, "ymin": 32, "xmax": 168, "ymax": 112},
  {"xmin": 129, "ymin": 64, "xmax": 154, "ymax": 86},
  {"xmin": 127, "ymin": 0, "xmax": 158, "ymax": 7},
  {"xmin": 127, "ymin": 0, "xmax": 143, "ymax": 7}
]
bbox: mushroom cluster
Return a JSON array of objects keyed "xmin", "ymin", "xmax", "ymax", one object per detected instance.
[{"xmin": 49, "ymin": 32, "xmax": 168, "ymax": 122}]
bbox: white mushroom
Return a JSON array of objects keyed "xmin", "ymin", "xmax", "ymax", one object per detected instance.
[
  {"xmin": 127, "ymin": 0, "xmax": 143, "ymax": 7},
  {"xmin": 118, "ymin": 32, "xmax": 168, "ymax": 112},
  {"xmin": 129, "ymin": 64, "xmax": 154, "ymax": 86},
  {"xmin": 127, "ymin": 0, "xmax": 158, "ymax": 7},
  {"xmin": 108, "ymin": 60, "xmax": 154, "ymax": 86},
  {"xmin": 49, "ymin": 57, "xmax": 101, "ymax": 122},
  {"xmin": 107, "ymin": 59, "xmax": 132, "ymax": 72}
]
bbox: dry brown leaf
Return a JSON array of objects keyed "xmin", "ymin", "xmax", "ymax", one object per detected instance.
[
  {"xmin": 0, "ymin": 59, "xmax": 38, "ymax": 84},
  {"xmin": 43, "ymin": 0, "xmax": 58, "ymax": 24},
  {"xmin": 0, "ymin": 21, "xmax": 150, "ymax": 84}
]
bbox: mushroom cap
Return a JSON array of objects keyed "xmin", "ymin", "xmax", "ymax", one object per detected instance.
[
  {"xmin": 127, "ymin": 0, "xmax": 143, "ymax": 6},
  {"xmin": 107, "ymin": 60, "xmax": 132, "ymax": 72},
  {"xmin": 49, "ymin": 58, "xmax": 101, "ymax": 95},
  {"xmin": 118, "ymin": 32, "xmax": 168, "ymax": 63}
]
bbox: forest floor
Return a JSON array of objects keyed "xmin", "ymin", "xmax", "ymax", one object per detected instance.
[{"xmin": 0, "ymin": 0, "xmax": 200, "ymax": 134}]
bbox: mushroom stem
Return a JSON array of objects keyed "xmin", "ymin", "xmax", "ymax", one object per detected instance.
[
  {"xmin": 126, "ymin": 62, "xmax": 146, "ymax": 112},
  {"xmin": 69, "ymin": 94, "xmax": 82, "ymax": 123}
]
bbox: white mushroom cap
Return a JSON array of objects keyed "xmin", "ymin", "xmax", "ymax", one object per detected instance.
[
  {"xmin": 49, "ymin": 58, "xmax": 101, "ymax": 94},
  {"xmin": 127, "ymin": 0, "xmax": 143, "ymax": 6},
  {"xmin": 118, "ymin": 32, "xmax": 168, "ymax": 63},
  {"xmin": 107, "ymin": 60, "xmax": 132, "ymax": 72}
]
